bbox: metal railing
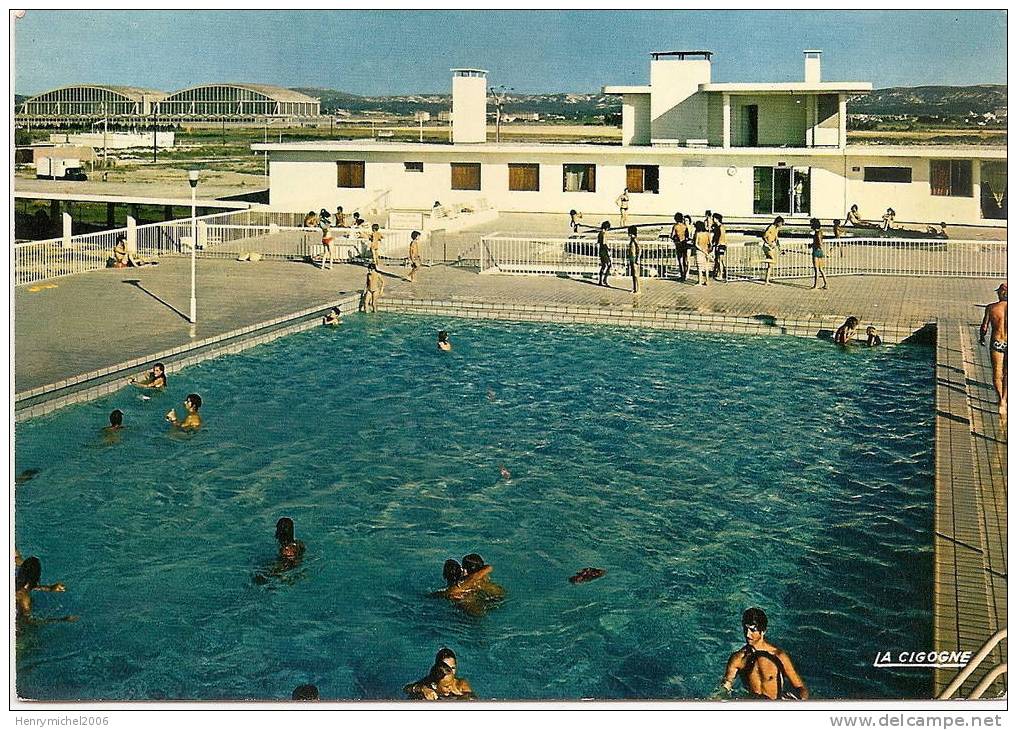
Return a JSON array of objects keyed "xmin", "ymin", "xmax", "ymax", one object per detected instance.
[
  {"xmin": 937, "ymin": 628, "xmax": 1007, "ymax": 700},
  {"xmin": 14, "ymin": 209, "xmax": 426, "ymax": 285},
  {"xmin": 477, "ymin": 234, "xmax": 1007, "ymax": 281},
  {"xmin": 200, "ymin": 224, "xmax": 420, "ymax": 263}
]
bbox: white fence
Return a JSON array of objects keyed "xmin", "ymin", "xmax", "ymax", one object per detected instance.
[
  {"xmin": 14, "ymin": 209, "xmax": 424, "ymax": 285},
  {"xmin": 477, "ymin": 235, "xmax": 1008, "ymax": 281}
]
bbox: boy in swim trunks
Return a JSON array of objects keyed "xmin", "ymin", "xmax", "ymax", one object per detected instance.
[
  {"xmin": 761, "ymin": 217, "xmax": 783, "ymax": 285},
  {"xmin": 722, "ymin": 607, "xmax": 808, "ymax": 700},
  {"xmin": 979, "ymin": 282, "xmax": 1008, "ymax": 417},
  {"xmin": 407, "ymin": 230, "xmax": 422, "ymax": 282}
]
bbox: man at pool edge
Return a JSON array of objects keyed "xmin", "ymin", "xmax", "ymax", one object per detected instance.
[
  {"xmin": 979, "ymin": 282, "xmax": 1007, "ymax": 420},
  {"xmin": 722, "ymin": 607, "xmax": 809, "ymax": 700},
  {"xmin": 166, "ymin": 393, "xmax": 202, "ymax": 431}
]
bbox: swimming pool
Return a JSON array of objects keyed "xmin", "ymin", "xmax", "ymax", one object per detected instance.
[{"xmin": 15, "ymin": 314, "xmax": 934, "ymax": 700}]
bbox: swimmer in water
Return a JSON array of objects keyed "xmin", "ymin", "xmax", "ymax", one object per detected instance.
[
  {"xmin": 323, "ymin": 306, "xmax": 342, "ymax": 326},
  {"xmin": 834, "ymin": 317, "xmax": 859, "ymax": 346},
  {"xmin": 15, "ymin": 556, "xmax": 77, "ymax": 625},
  {"xmin": 499, "ymin": 465, "xmax": 511, "ymax": 481},
  {"xmin": 14, "ymin": 469, "xmax": 40, "ymax": 485},
  {"xmin": 130, "ymin": 362, "xmax": 167, "ymax": 389},
  {"xmin": 437, "ymin": 331, "xmax": 452, "ymax": 352},
  {"xmin": 104, "ymin": 409, "xmax": 124, "ymax": 433},
  {"xmin": 166, "ymin": 393, "xmax": 202, "ymax": 431},
  {"xmin": 275, "ymin": 517, "xmax": 306, "ymax": 562},
  {"xmin": 722, "ymin": 607, "xmax": 808, "ymax": 700},
  {"xmin": 292, "ymin": 684, "xmax": 319, "ymax": 701},
  {"xmin": 865, "ymin": 326, "xmax": 882, "ymax": 347},
  {"xmin": 404, "ymin": 647, "xmax": 474, "ymax": 700},
  {"xmin": 461, "ymin": 553, "xmax": 505, "ymax": 602}
]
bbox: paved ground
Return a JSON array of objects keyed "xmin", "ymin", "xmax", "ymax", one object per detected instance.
[{"xmin": 15, "ymin": 256, "xmax": 1001, "ymax": 392}]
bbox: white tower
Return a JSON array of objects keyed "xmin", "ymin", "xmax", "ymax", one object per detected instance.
[
  {"xmin": 648, "ymin": 51, "xmax": 712, "ymax": 143},
  {"xmin": 804, "ymin": 50, "xmax": 822, "ymax": 83},
  {"xmin": 451, "ymin": 68, "xmax": 488, "ymax": 144}
]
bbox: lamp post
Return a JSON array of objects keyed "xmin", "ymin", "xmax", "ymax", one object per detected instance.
[
  {"xmin": 188, "ymin": 170, "xmax": 199, "ymax": 324},
  {"xmin": 491, "ymin": 85, "xmax": 513, "ymax": 143}
]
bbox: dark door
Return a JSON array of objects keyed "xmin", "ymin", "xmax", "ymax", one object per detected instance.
[
  {"xmin": 772, "ymin": 167, "xmax": 792, "ymax": 214},
  {"xmin": 745, "ymin": 105, "xmax": 759, "ymax": 147}
]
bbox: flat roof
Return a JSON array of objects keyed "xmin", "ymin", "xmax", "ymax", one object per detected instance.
[
  {"xmin": 602, "ymin": 85, "xmax": 652, "ymax": 95},
  {"xmin": 252, "ymin": 139, "xmax": 1005, "ymax": 159},
  {"xmin": 650, "ymin": 50, "xmax": 713, "ymax": 60},
  {"xmin": 699, "ymin": 82, "xmax": 872, "ymax": 94}
]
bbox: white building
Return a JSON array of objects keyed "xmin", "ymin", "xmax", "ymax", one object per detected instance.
[{"xmin": 255, "ymin": 50, "xmax": 1007, "ymax": 225}]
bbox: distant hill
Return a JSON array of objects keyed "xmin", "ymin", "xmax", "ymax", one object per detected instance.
[
  {"xmin": 847, "ymin": 85, "xmax": 1006, "ymax": 116},
  {"xmin": 292, "ymin": 87, "xmax": 616, "ymax": 120},
  {"xmin": 293, "ymin": 84, "xmax": 1006, "ymax": 121}
]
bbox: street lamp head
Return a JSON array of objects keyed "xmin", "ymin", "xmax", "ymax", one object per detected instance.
[{"xmin": 188, "ymin": 170, "xmax": 200, "ymax": 189}]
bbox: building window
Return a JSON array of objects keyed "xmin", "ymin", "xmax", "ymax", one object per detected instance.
[
  {"xmin": 930, "ymin": 159, "xmax": 972, "ymax": 197},
  {"xmin": 337, "ymin": 161, "xmax": 365, "ymax": 188},
  {"xmin": 626, "ymin": 165, "xmax": 659, "ymax": 194},
  {"xmin": 563, "ymin": 164, "xmax": 596, "ymax": 192},
  {"xmin": 508, "ymin": 163, "xmax": 540, "ymax": 192},
  {"xmin": 864, "ymin": 167, "xmax": 913, "ymax": 184},
  {"xmin": 404, "ymin": 161, "xmax": 424, "ymax": 173},
  {"xmin": 451, "ymin": 163, "xmax": 481, "ymax": 191}
]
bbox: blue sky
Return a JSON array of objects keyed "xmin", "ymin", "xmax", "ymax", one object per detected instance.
[{"xmin": 13, "ymin": 10, "xmax": 1007, "ymax": 96}]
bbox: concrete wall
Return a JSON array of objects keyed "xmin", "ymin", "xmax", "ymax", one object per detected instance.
[
  {"xmin": 730, "ymin": 95, "xmax": 808, "ymax": 147},
  {"xmin": 267, "ymin": 148, "xmax": 1001, "ymax": 225},
  {"xmin": 452, "ymin": 74, "xmax": 487, "ymax": 144},
  {"xmin": 49, "ymin": 132, "xmax": 175, "ymax": 149},
  {"xmin": 622, "ymin": 94, "xmax": 651, "ymax": 146},
  {"xmin": 649, "ymin": 59, "xmax": 711, "ymax": 143},
  {"xmin": 844, "ymin": 155, "xmax": 987, "ymax": 225}
]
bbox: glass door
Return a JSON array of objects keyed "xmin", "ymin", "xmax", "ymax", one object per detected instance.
[
  {"xmin": 793, "ymin": 167, "xmax": 811, "ymax": 214},
  {"xmin": 772, "ymin": 167, "xmax": 791, "ymax": 214}
]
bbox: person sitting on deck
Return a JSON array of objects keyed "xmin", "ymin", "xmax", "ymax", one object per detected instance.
[
  {"xmin": 722, "ymin": 607, "xmax": 808, "ymax": 700},
  {"xmin": 844, "ymin": 204, "xmax": 878, "ymax": 229},
  {"xmin": 303, "ymin": 210, "xmax": 319, "ymax": 228},
  {"xmin": 926, "ymin": 221, "xmax": 949, "ymax": 239},
  {"xmin": 109, "ymin": 233, "xmax": 156, "ymax": 268},
  {"xmin": 880, "ymin": 208, "xmax": 896, "ymax": 232}
]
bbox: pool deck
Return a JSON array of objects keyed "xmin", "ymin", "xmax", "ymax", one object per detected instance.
[{"xmin": 13, "ymin": 256, "xmax": 1007, "ymax": 697}]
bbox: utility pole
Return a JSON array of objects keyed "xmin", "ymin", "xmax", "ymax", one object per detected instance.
[{"xmin": 491, "ymin": 85, "xmax": 513, "ymax": 143}]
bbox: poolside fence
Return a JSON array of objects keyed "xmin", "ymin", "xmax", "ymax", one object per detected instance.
[
  {"xmin": 14, "ymin": 209, "xmax": 424, "ymax": 286},
  {"xmin": 475, "ymin": 234, "xmax": 1008, "ymax": 281}
]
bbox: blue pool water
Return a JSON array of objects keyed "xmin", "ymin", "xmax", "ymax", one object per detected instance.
[{"xmin": 15, "ymin": 315, "xmax": 934, "ymax": 701}]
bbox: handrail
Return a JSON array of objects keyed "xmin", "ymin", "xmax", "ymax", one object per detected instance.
[
  {"xmin": 937, "ymin": 628, "xmax": 1007, "ymax": 699},
  {"xmin": 969, "ymin": 664, "xmax": 1007, "ymax": 700}
]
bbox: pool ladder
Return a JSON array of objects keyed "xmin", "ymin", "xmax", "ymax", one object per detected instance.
[{"xmin": 937, "ymin": 628, "xmax": 1007, "ymax": 700}]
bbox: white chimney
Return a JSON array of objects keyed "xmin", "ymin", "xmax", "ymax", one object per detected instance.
[
  {"xmin": 804, "ymin": 50, "xmax": 822, "ymax": 83},
  {"xmin": 451, "ymin": 68, "xmax": 487, "ymax": 144}
]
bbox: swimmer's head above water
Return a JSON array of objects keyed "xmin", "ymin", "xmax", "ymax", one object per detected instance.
[
  {"xmin": 461, "ymin": 553, "xmax": 485, "ymax": 575},
  {"xmin": 109, "ymin": 409, "xmax": 124, "ymax": 428},
  {"xmin": 16, "ymin": 556, "xmax": 41, "ymax": 591},
  {"xmin": 275, "ymin": 517, "xmax": 295, "ymax": 545},
  {"xmin": 741, "ymin": 606, "xmax": 768, "ymax": 639},
  {"xmin": 442, "ymin": 559, "xmax": 465, "ymax": 586}
]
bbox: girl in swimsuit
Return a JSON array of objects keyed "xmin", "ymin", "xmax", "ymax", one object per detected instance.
[{"xmin": 809, "ymin": 218, "xmax": 828, "ymax": 290}]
